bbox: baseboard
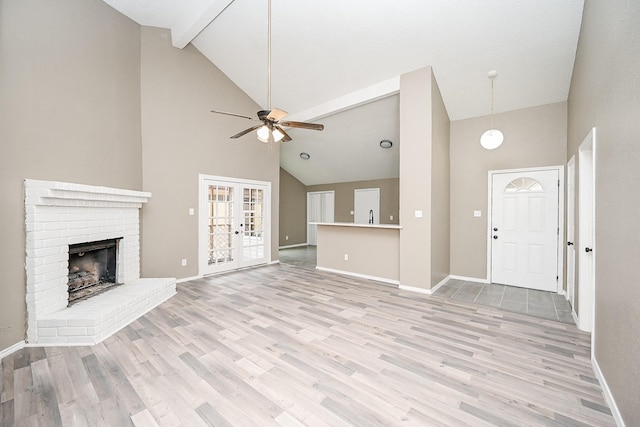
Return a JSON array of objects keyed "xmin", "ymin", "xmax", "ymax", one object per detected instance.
[
  {"xmin": 177, "ymin": 275, "xmax": 201, "ymax": 284},
  {"xmin": 0, "ymin": 340, "xmax": 26, "ymax": 361},
  {"xmin": 401, "ymin": 275, "xmax": 451, "ymax": 295},
  {"xmin": 279, "ymin": 243, "xmax": 308, "ymax": 249},
  {"xmin": 398, "ymin": 284, "xmax": 433, "ymax": 295},
  {"xmin": 315, "ymin": 266, "xmax": 399, "ymax": 286},
  {"xmin": 592, "ymin": 355, "xmax": 625, "ymax": 426},
  {"xmin": 449, "ymin": 274, "xmax": 490, "ymax": 284},
  {"xmin": 430, "ymin": 275, "xmax": 451, "ymax": 293}
]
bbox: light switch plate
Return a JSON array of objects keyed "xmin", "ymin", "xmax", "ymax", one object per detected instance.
[
  {"xmin": 189, "ymin": 208, "xmax": 195, "ymax": 216},
  {"xmin": 414, "ymin": 210, "xmax": 423, "ymax": 218},
  {"xmin": 474, "ymin": 210, "xmax": 482, "ymax": 217}
]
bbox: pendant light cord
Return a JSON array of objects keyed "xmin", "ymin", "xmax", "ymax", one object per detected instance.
[
  {"xmin": 267, "ymin": 0, "xmax": 272, "ymax": 110},
  {"xmin": 490, "ymin": 77, "xmax": 494, "ymax": 129}
]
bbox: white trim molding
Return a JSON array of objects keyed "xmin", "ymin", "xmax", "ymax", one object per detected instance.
[
  {"xmin": 450, "ymin": 275, "xmax": 491, "ymax": 284},
  {"xmin": 279, "ymin": 243, "xmax": 308, "ymax": 249},
  {"xmin": 399, "ymin": 274, "xmax": 451, "ymax": 295},
  {"xmin": 315, "ymin": 266, "xmax": 399, "ymax": 286},
  {"xmin": 0, "ymin": 341, "xmax": 26, "ymax": 361},
  {"xmin": 592, "ymin": 356, "xmax": 625, "ymax": 427}
]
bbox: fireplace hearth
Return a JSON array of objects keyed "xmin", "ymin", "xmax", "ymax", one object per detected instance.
[{"xmin": 68, "ymin": 238, "xmax": 122, "ymax": 305}]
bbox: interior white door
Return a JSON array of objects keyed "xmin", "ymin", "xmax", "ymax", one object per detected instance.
[
  {"xmin": 354, "ymin": 188, "xmax": 380, "ymax": 224},
  {"xmin": 578, "ymin": 128, "xmax": 596, "ymax": 332},
  {"xmin": 307, "ymin": 191, "xmax": 334, "ymax": 245},
  {"xmin": 567, "ymin": 156, "xmax": 576, "ymax": 308},
  {"xmin": 200, "ymin": 176, "xmax": 270, "ymax": 275},
  {"xmin": 491, "ymin": 169, "xmax": 559, "ymax": 291}
]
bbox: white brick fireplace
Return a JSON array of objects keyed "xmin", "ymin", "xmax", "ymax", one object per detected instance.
[{"xmin": 24, "ymin": 179, "xmax": 176, "ymax": 345}]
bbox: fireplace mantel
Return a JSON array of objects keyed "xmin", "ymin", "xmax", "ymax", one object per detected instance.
[{"xmin": 24, "ymin": 179, "xmax": 175, "ymax": 345}]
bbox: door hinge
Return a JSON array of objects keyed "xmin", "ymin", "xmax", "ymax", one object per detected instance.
[
  {"xmin": 558, "ymin": 180, "xmax": 560, "ymax": 187},
  {"xmin": 556, "ymin": 276, "xmax": 559, "ymax": 281}
]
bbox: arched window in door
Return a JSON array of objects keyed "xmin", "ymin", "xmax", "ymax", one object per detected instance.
[{"xmin": 505, "ymin": 177, "xmax": 544, "ymax": 193}]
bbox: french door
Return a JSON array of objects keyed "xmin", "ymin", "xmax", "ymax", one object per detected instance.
[
  {"xmin": 199, "ymin": 175, "xmax": 270, "ymax": 275},
  {"xmin": 490, "ymin": 168, "xmax": 560, "ymax": 291}
]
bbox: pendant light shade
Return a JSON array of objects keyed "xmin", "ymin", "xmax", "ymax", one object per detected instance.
[
  {"xmin": 480, "ymin": 129, "xmax": 504, "ymax": 150},
  {"xmin": 480, "ymin": 70, "xmax": 503, "ymax": 150}
]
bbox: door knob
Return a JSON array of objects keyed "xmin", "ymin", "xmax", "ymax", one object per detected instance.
[
  {"xmin": 567, "ymin": 241, "xmax": 574, "ymax": 246},
  {"xmin": 493, "ymin": 227, "xmax": 498, "ymax": 232},
  {"xmin": 585, "ymin": 247, "xmax": 593, "ymax": 253},
  {"xmin": 234, "ymin": 231, "xmax": 240, "ymax": 235},
  {"xmin": 493, "ymin": 235, "xmax": 498, "ymax": 239}
]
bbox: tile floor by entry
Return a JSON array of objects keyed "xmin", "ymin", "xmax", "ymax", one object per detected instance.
[{"xmin": 279, "ymin": 245, "xmax": 575, "ymax": 325}]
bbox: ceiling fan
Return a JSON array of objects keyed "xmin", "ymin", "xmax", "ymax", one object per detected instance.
[{"xmin": 210, "ymin": 0, "xmax": 324, "ymax": 143}]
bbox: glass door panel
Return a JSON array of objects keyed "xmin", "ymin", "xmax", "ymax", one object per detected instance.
[{"xmin": 207, "ymin": 184, "xmax": 237, "ymax": 271}]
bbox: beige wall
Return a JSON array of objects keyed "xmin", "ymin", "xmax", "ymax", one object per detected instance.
[
  {"xmin": 307, "ymin": 178, "xmax": 400, "ymax": 224},
  {"xmin": 399, "ymin": 67, "xmax": 435, "ymax": 290},
  {"xmin": 450, "ymin": 102, "xmax": 567, "ymax": 280},
  {"xmin": 0, "ymin": 0, "xmax": 142, "ymax": 350},
  {"xmin": 139, "ymin": 27, "xmax": 280, "ymax": 278},
  {"xmin": 279, "ymin": 168, "xmax": 307, "ymax": 246},
  {"xmin": 316, "ymin": 226, "xmax": 400, "ymax": 281},
  {"xmin": 430, "ymin": 72, "xmax": 451, "ymax": 287},
  {"xmin": 567, "ymin": 1, "xmax": 640, "ymax": 424}
]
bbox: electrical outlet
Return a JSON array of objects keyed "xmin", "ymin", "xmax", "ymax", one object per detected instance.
[
  {"xmin": 286, "ymin": 235, "xmax": 289, "ymax": 240},
  {"xmin": 181, "ymin": 259, "xmax": 187, "ymax": 266},
  {"xmin": 344, "ymin": 254, "xmax": 349, "ymax": 261},
  {"xmin": 390, "ymin": 215, "xmax": 393, "ymax": 221},
  {"xmin": 189, "ymin": 208, "xmax": 195, "ymax": 216}
]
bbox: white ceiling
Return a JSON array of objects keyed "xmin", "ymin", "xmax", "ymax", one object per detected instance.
[{"xmin": 103, "ymin": 0, "xmax": 584, "ymax": 185}]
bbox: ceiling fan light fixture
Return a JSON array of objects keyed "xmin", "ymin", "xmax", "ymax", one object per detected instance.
[
  {"xmin": 257, "ymin": 125, "xmax": 271, "ymax": 143},
  {"xmin": 480, "ymin": 70, "xmax": 504, "ymax": 150},
  {"xmin": 257, "ymin": 125, "xmax": 285, "ymax": 143},
  {"xmin": 272, "ymin": 127, "xmax": 284, "ymax": 142}
]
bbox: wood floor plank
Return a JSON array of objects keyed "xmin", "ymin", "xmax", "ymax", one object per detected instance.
[{"xmin": 0, "ymin": 264, "xmax": 616, "ymax": 426}]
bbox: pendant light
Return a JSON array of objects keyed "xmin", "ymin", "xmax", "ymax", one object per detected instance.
[{"xmin": 480, "ymin": 70, "xmax": 504, "ymax": 150}]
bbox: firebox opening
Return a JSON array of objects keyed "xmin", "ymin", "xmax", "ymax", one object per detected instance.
[{"xmin": 67, "ymin": 238, "xmax": 122, "ymax": 305}]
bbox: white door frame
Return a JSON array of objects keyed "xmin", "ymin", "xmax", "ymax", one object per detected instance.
[
  {"xmin": 306, "ymin": 191, "xmax": 334, "ymax": 245},
  {"xmin": 566, "ymin": 156, "xmax": 576, "ymax": 308},
  {"xmin": 198, "ymin": 174, "xmax": 271, "ymax": 276},
  {"xmin": 578, "ymin": 128, "xmax": 596, "ymax": 333},
  {"xmin": 486, "ymin": 165, "xmax": 565, "ymax": 292}
]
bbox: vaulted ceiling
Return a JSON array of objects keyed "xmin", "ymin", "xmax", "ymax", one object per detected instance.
[{"xmin": 103, "ymin": 0, "xmax": 584, "ymax": 185}]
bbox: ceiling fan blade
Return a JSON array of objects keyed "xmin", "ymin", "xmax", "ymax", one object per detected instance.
[
  {"xmin": 280, "ymin": 121, "xmax": 324, "ymax": 131},
  {"xmin": 211, "ymin": 110, "xmax": 256, "ymax": 121},
  {"xmin": 230, "ymin": 124, "xmax": 263, "ymax": 139},
  {"xmin": 266, "ymin": 108, "xmax": 288, "ymax": 122},
  {"xmin": 275, "ymin": 126, "xmax": 292, "ymax": 142}
]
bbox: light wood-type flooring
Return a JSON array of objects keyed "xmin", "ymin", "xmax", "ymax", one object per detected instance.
[{"xmin": 1, "ymin": 264, "xmax": 614, "ymax": 426}]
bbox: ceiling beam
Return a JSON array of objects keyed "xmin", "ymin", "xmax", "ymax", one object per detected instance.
[
  {"xmin": 285, "ymin": 77, "xmax": 400, "ymax": 122},
  {"xmin": 171, "ymin": 0, "xmax": 235, "ymax": 49}
]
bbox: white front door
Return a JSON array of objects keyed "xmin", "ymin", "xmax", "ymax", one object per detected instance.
[
  {"xmin": 354, "ymin": 188, "xmax": 380, "ymax": 224},
  {"xmin": 491, "ymin": 169, "xmax": 559, "ymax": 291},
  {"xmin": 200, "ymin": 176, "xmax": 270, "ymax": 275}
]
